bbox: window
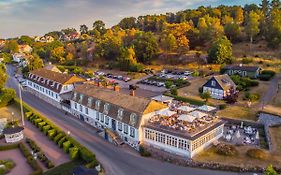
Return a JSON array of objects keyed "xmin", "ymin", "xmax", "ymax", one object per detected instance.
[
  {"xmin": 87, "ymin": 97, "xmax": 93, "ymax": 107},
  {"xmin": 124, "ymin": 124, "xmax": 128, "ymax": 134},
  {"xmin": 55, "ymin": 94, "xmax": 58, "ymax": 99},
  {"xmin": 105, "ymin": 116, "xmax": 109, "ymax": 125},
  {"xmin": 129, "ymin": 113, "xmax": 138, "ymax": 126},
  {"xmin": 74, "ymin": 102, "xmax": 77, "ymax": 109},
  {"xmin": 100, "ymin": 114, "xmax": 104, "ymax": 123},
  {"xmin": 103, "ymin": 103, "xmax": 110, "ymax": 114},
  {"xmin": 117, "ymin": 108, "xmax": 124, "ymax": 120},
  {"xmin": 79, "ymin": 105, "xmax": 83, "ymax": 112},
  {"xmin": 130, "ymin": 127, "xmax": 135, "ymax": 138},
  {"xmin": 73, "ymin": 92, "xmax": 77, "ymax": 100},
  {"xmin": 85, "ymin": 107, "xmax": 89, "ymax": 115},
  {"xmin": 118, "ymin": 122, "xmax": 122, "ymax": 131},
  {"xmin": 96, "ymin": 112, "xmax": 99, "ymax": 121},
  {"xmin": 211, "ymin": 80, "xmax": 216, "ymax": 87},
  {"xmin": 95, "ymin": 100, "xmax": 100, "ymax": 110},
  {"xmin": 63, "ymin": 85, "xmax": 68, "ymax": 90},
  {"xmin": 178, "ymin": 139, "xmax": 188, "ymax": 150},
  {"xmin": 79, "ymin": 94, "xmax": 84, "ymax": 103}
]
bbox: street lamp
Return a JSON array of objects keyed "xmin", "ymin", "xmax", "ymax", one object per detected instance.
[
  {"xmin": 67, "ymin": 131, "xmax": 71, "ymax": 136},
  {"xmin": 18, "ymin": 83, "xmax": 25, "ymax": 127}
]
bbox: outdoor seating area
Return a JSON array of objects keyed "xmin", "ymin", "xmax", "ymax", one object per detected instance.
[
  {"xmin": 148, "ymin": 101, "xmax": 219, "ymax": 136},
  {"xmin": 223, "ymin": 122, "xmax": 260, "ymax": 146}
]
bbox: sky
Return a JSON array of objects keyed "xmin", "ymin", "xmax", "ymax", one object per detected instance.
[{"xmin": 0, "ymin": 0, "xmax": 260, "ymax": 38}]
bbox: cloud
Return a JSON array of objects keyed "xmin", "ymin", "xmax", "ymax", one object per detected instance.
[{"xmin": 0, "ymin": 0, "xmax": 259, "ymax": 38}]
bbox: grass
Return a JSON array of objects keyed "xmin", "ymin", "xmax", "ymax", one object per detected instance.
[
  {"xmin": 43, "ymin": 160, "xmax": 84, "ymax": 175},
  {"xmin": 216, "ymin": 105, "xmax": 257, "ymax": 121},
  {"xmin": 0, "ymin": 104, "xmax": 21, "ymax": 120},
  {"xmin": 269, "ymin": 126, "xmax": 281, "ymax": 156},
  {"xmin": 270, "ymin": 78, "xmax": 281, "ymax": 107},
  {"xmin": 194, "ymin": 145, "xmax": 281, "ymax": 169}
]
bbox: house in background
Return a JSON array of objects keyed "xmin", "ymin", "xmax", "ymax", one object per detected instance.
[
  {"xmin": 202, "ymin": 74, "xmax": 237, "ymax": 100},
  {"xmin": 19, "ymin": 44, "xmax": 33, "ymax": 54},
  {"xmin": 222, "ymin": 65, "xmax": 261, "ymax": 79},
  {"xmin": 13, "ymin": 53, "xmax": 25, "ymax": 63}
]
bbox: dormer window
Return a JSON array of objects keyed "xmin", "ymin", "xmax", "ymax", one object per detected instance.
[
  {"xmin": 129, "ymin": 113, "xmax": 137, "ymax": 126},
  {"xmin": 79, "ymin": 94, "xmax": 84, "ymax": 103},
  {"xmin": 87, "ymin": 97, "xmax": 93, "ymax": 107},
  {"xmin": 56, "ymin": 83, "xmax": 60, "ymax": 90},
  {"xmin": 211, "ymin": 80, "xmax": 216, "ymax": 87},
  {"xmin": 103, "ymin": 103, "xmax": 110, "ymax": 115},
  {"xmin": 117, "ymin": 108, "xmax": 124, "ymax": 120},
  {"xmin": 95, "ymin": 100, "xmax": 101, "ymax": 111}
]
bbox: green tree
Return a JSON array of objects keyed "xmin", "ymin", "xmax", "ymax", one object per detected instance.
[
  {"xmin": 3, "ymin": 40, "xmax": 19, "ymax": 53},
  {"xmin": 0, "ymin": 64, "xmax": 8, "ymax": 89},
  {"xmin": 93, "ymin": 20, "xmax": 106, "ymax": 35},
  {"xmin": 161, "ymin": 33, "xmax": 177, "ymax": 52},
  {"xmin": 18, "ymin": 35, "xmax": 33, "ymax": 45},
  {"xmin": 201, "ymin": 91, "xmax": 211, "ymax": 102},
  {"xmin": 28, "ymin": 54, "xmax": 44, "ymax": 71},
  {"xmin": 224, "ymin": 22, "xmax": 241, "ymax": 42},
  {"xmin": 80, "ymin": 24, "xmax": 88, "ymax": 35},
  {"xmin": 267, "ymin": 6, "xmax": 281, "ymax": 48},
  {"xmin": 264, "ymin": 164, "xmax": 279, "ymax": 175},
  {"xmin": 133, "ymin": 32, "xmax": 158, "ymax": 63},
  {"xmin": 208, "ymin": 36, "xmax": 233, "ymax": 64},
  {"xmin": 118, "ymin": 17, "xmax": 137, "ymax": 29},
  {"xmin": 245, "ymin": 11, "xmax": 260, "ymax": 44}
]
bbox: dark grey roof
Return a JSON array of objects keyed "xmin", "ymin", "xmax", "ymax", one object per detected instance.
[
  {"xmin": 224, "ymin": 65, "xmax": 260, "ymax": 72},
  {"xmin": 73, "ymin": 166, "xmax": 98, "ymax": 175},
  {"xmin": 3, "ymin": 127, "xmax": 24, "ymax": 134}
]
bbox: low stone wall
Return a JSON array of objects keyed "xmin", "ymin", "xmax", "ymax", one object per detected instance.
[{"xmin": 144, "ymin": 145, "xmax": 281, "ymax": 173}]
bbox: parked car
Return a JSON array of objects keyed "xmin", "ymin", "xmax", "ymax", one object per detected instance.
[{"xmin": 123, "ymin": 77, "xmax": 131, "ymax": 82}]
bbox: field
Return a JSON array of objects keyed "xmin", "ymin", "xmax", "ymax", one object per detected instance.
[
  {"xmin": 216, "ymin": 106, "xmax": 257, "ymax": 121},
  {"xmin": 270, "ymin": 126, "xmax": 281, "ymax": 156},
  {"xmin": 194, "ymin": 145, "xmax": 281, "ymax": 169}
]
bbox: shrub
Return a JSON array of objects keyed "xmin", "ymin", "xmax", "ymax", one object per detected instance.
[
  {"xmin": 43, "ymin": 125, "xmax": 51, "ymax": 135},
  {"xmin": 262, "ymin": 70, "xmax": 276, "ymax": 77},
  {"xmin": 80, "ymin": 147, "xmax": 96, "ymax": 163},
  {"xmin": 242, "ymin": 57, "xmax": 253, "ymax": 64},
  {"xmin": 69, "ymin": 146, "xmax": 79, "ymax": 160},
  {"xmin": 25, "ymin": 112, "xmax": 33, "ymax": 119},
  {"xmin": 19, "ymin": 143, "xmax": 31, "ymax": 157},
  {"xmin": 38, "ymin": 122, "xmax": 46, "ymax": 130},
  {"xmin": 58, "ymin": 137, "xmax": 67, "ymax": 148},
  {"xmin": 244, "ymin": 92, "xmax": 260, "ymax": 102},
  {"xmin": 219, "ymin": 104, "xmax": 227, "ymax": 110},
  {"xmin": 170, "ymin": 88, "xmax": 178, "ymax": 96},
  {"xmin": 46, "ymin": 160, "xmax": 55, "ymax": 169},
  {"xmin": 85, "ymin": 160, "xmax": 99, "ymax": 168},
  {"xmin": 246, "ymin": 148, "xmax": 268, "ymax": 160},
  {"xmin": 0, "ymin": 143, "xmax": 19, "ymax": 151},
  {"xmin": 215, "ymin": 143, "xmax": 238, "ymax": 156},
  {"xmin": 26, "ymin": 138, "xmax": 41, "ymax": 153},
  {"xmin": 54, "ymin": 133, "xmax": 65, "ymax": 143},
  {"xmin": 63, "ymin": 141, "xmax": 72, "ymax": 153},
  {"xmin": 34, "ymin": 118, "xmax": 43, "ymax": 126},
  {"xmin": 139, "ymin": 145, "xmax": 151, "ymax": 157},
  {"xmin": 47, "ymin": 129, "xmax": 57, "ymax": 139}
]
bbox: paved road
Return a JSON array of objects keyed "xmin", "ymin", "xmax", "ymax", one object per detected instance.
[
  {"xmin": 259, "ymin": 72, "xmax": 281, "ymax": 109},
  {"xmin": 6, "ymin": 65, "xmax": 256, "ymax": 175}
]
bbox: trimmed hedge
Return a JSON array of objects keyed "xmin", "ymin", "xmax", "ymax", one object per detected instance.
[
  {"xmin": 63, "ymin": 141, "xmax": 72, "ymax": 153},
  {"xmin": 164, "ymin": 93, "xmax": 206, "ymax": 106},
  {"xmin": 0, "ymin": 143, "xmax": 19, "ymax": 151},
  {"xmin": 15, "ymin": 99, "xmax": 99, "ymax": 169},
  {"xmin": 69, "ymin": 147, "xmax": 79, "ymax": 160}
]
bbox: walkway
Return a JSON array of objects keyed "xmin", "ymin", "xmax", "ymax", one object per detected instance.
[
  {"xmin": 24, "ymin": 121, "xmax": 70, "ymax": 166},
  {"xmin": 0, "ymin": 149, "xmax": 33, "ymax": 175}
]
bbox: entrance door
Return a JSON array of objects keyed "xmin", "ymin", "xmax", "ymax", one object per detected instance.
[
  {"xmin": 80, "ymin": 114, "xmax": 84, "ymax": 121},
  {"xmin": 111, "ymin": 119, "xmax": 116, "ymax": 131}
]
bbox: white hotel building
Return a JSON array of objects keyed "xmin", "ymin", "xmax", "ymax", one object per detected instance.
[{"xmin": 26, "ymin": 68, "xmax": 85, "ymax": 108}]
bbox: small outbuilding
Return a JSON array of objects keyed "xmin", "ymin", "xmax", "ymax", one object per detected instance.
[
  {"xmin": 222, "ymin": 65, "xmax": 261, "ymax": 79},
  {"xmin": 3, "ymin": 126, "xmax": 24, "ymax": 143}
]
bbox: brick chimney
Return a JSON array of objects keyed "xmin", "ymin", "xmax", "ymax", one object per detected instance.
[
  {"xmin": 114, "ymin": 85, "xmax": 120, "ymax": 92},
  {"xmin": 130, "ymin": 89, "xmax": 135, "ymax": 96}
]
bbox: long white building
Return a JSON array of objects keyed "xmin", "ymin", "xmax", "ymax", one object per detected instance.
[
  {"xmin": 69, "ymin": 83, "xmax": 168, "ymax": 149},
  {"xmin": 26, "ymin": 68, "xmax": 85, "ymax": 107}
]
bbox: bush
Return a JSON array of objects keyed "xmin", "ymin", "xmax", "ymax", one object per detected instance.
[
  {"xmin": 230, "ymin": 75, "xmax": 259, "ymax": 91},
  {"xmin": 69, "ymin": 147, "xmax": 79, "ymax": 160},
  {"xmin": 38, "ymin": 122, "xmax": 46, "ymax": 130},
  {"xmin": 0, "ymin": 143, "xmax": 19, "ymax": 151},
  {"xmin": 47, "ymin": 129, "xmax": 57, "ymax": 139},
  {"xmin": 244, "ymin": 92, "xmax": 260, "ymax": 102},
  {"xmin": 259, "ymin": 74, "xmax": 272, "ymax": 81},
  {"xmin": 26, "ymin": 138, "xmax": 41, "ymax": 153},
  {"xmin": 139, "ymin": 145, "xmax": 151, "ymax": 157},
  {"xmin": 54, "ymin": 133, "xmax": 65, "ymax": 143},
  {"xmin": 19, "ymin": 143, "xmax": 31, "ymax": 157},
  {"xmin": 43, "ymin": 125, "xmax": 51, "ymax": 135},
  {"xmin": 0, "ymin": 88, "xmax": 16, "ymax": 108},
  {"xmin": 80, "ymin": 147, "xmax": 96, "ymax": 163},
  {"xmin": 246, "ymin": 148, "xmax": 268, "ymax": 160},
  {"xmin": 242, "ymin": 57, "xmax": 253, "ymax": 64},
  {"xmin": 170, "ymin": 88, "xmax": 178, "ymax": 96},
  {"xmin": 63, "ymin": 141, "xmax": 72, "ymax": 153},
  {"xmin": 215, "ymin": 143, "xmax": 238, "ymax": 156},
  {"xmin": 58, "ymin": 137, "xmax": 67, "ymax": 148},
  {"xmin": 219, "ymin": 104, "xmax": 227, "ymax": 110},
  {"xmin": 262, "ymin": 70, "xmax": 276, "ymax": 77},
  {"xmin": 46, "ymin": 160, "xmax": 55, "ymax": 169}
]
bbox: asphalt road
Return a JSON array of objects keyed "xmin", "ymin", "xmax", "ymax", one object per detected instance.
[{"xmin": 6, "ymin": 64, "xmax": 256, "ymax": 175}]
